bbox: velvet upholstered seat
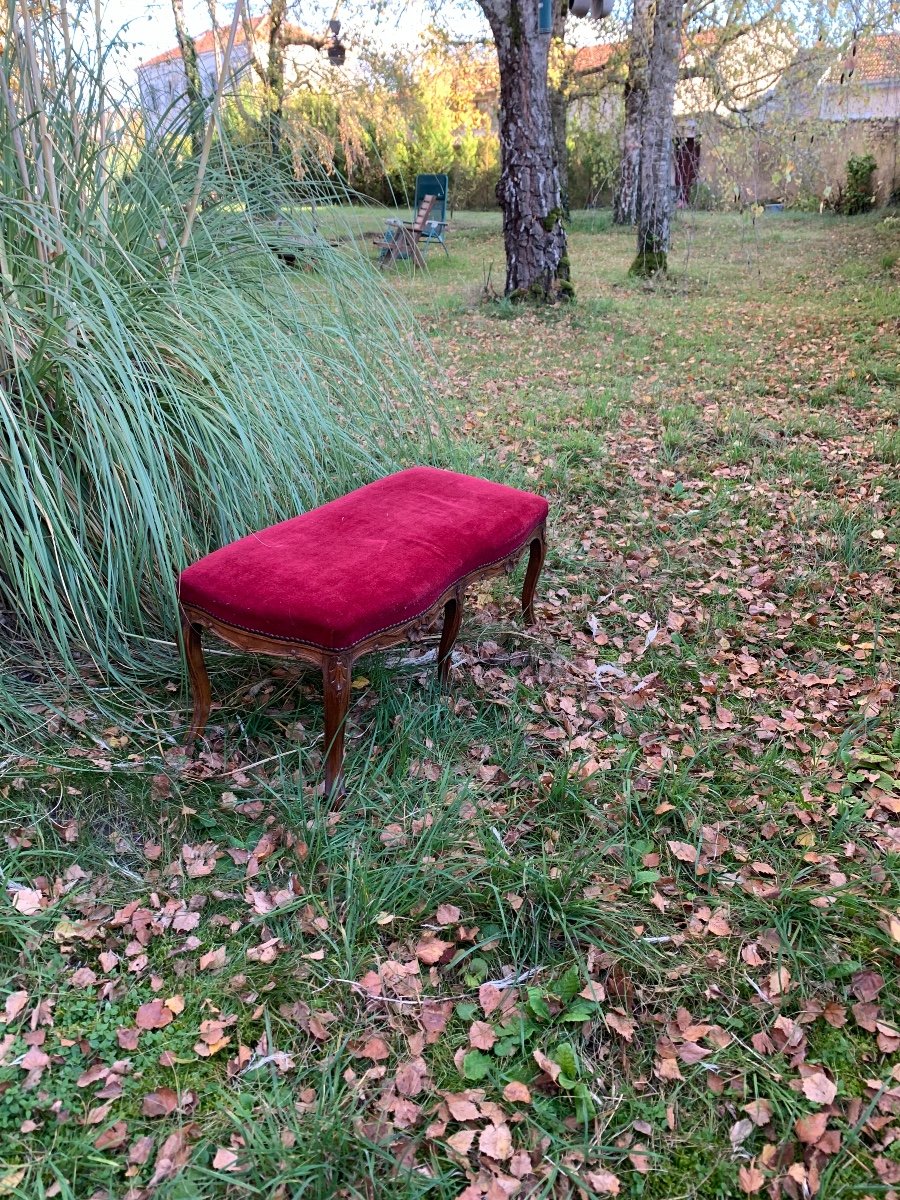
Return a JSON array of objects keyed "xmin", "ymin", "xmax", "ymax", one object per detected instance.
[
  {"xmin": 179, "ymin": 467, "xmax": 549, "ymax": 799},
  {"xmin": 180, "ymin": 467, "xmax": 548, "ymax": 651}
]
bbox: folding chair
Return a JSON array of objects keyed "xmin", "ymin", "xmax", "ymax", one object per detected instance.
[
  {"xmin": 374, "ymin": 194, "xmax": 437, "ymax": 269},
  {"xmin": 414, "ymin": 173, "xmax": 449, "ymax": 257}
]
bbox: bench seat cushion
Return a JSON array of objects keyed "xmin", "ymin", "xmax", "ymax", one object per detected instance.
[{"xmin": 179, "ymin": 467, "xmax": 548, "ymax": 652}]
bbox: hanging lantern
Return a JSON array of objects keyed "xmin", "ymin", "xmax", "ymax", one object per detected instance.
[
  {"xmin": 569, "ymin": 0, "xmax": 613, "ymax": 16},
  {"xmin": 326, "ymin": 19, "xmax": 345, "ymax": 67}
]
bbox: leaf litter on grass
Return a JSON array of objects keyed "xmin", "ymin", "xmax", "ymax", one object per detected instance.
[{"xmin": 1, "ymin": 211, "xmax": 898, "ymax": 1199}]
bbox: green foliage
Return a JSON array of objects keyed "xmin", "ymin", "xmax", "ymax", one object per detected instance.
[
  {"xmin": 0, "ymin": 6, "xmax": 432, "ymax": 717},
  {"xmin": 839, "ymin": 154, "xmax": 878, "ymax": 215},
  {"xmin": 566, "ymin": 117, "xmax": 620, "ymax": 209}
]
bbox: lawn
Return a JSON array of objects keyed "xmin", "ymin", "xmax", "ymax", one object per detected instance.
[{"xmin": 1, "ymin": 209, "xmax": 898, "ymax": 1199}]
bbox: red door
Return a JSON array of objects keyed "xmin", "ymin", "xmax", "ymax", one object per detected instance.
[{"xmin": 674, "ymin": 137, "xmax": 700, "ymax": 206}]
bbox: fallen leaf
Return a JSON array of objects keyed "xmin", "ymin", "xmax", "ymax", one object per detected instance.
[
  {"xmin": 11, "ymin": 888, "xmax": 42, "ymax": 915},
  {"xmin": 212, "ymin": 1147, "xmax": 240, "ymax": 1172},
  {"xmin": 795, "ymin": 1112, "xmax": 829, "ymax": 1144},
  {"xmin": 801, "ymin": 1071, "xmax": 837, "ymax": 1105},
  {"xmin": 479, "ymin": 1122, "xmax": 513, "ymax": 1161},
  {"xmin": 446, "ymin": 1129, "xmax": 476, "ymax": 1155},
  {"xmin": 415, "ymin": 937, "xmax": 453, "ymax": 965},
  {"xmin": 199, "ymin": 946, "xmax": 227, "ymax": 971},
  {"xmin": 141, "ymin": 1087, "xmax": 179, "ymax": 1117},
  {"xmin": 469, "ymin": 1021, "xmax": 496, "ymax": 1050},
  {"xmin": 738, "ymin": 1163, "xmax": 765, "ymax": 1194},
  {"xmin": 136, "ymin": 1000, "xmax": 173, "ymax": 1030},
  {"xmin": 356, "ymin": 1036, "xmax": 390, "ymax": 1061},
  {"xmin": 2, "ymin": 991, "xmax": 28, "ymax": 1023},
  {"xmin": 585, "ymin": 1170, "xmax": 621, "ymax": 1196},
  {"xmin": 502, "ymin": 1081, "xmax": 531, "ymax": 1104}
]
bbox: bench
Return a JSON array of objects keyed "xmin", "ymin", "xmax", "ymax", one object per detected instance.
[{"xmin": 179, "ymin": 467, "xmax": 548, "ymax": 799}]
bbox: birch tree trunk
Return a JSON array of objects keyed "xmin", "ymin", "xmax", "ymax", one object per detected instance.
[
  {"xmin": 477, "ymin": 0, "xmax": 571, "ymax": 300},
  {"xmin": 630, "ymin": 0, "xmax": 684, "ymax": 274},
  {"xmin": 170, "ymin": 0, "xmax": 203, "ymax": 157},
  {"xmin": 613, "ymin": 0, "xmax": 652, "ymax": 225}
]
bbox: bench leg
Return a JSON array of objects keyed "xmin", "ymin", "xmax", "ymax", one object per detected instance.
[
  {"xmin": 437, "ymin": 594, "xmax": 462, "ymax": 687},
  {"xmin": 522, "ymin": 531, "xmax": 547, "ymax": 626},
  {"xmin": 181, "ymin": 612, "xmax": 212, "ymax": 744},
  {"xmin": 322, "ymin": 654, "xmax": 351, "ymax": 802}
]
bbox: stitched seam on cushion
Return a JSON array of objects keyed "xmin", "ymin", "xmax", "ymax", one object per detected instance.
[{"xmin": 181, "ymin": 519, "xmax": 546, "ymax": 653}]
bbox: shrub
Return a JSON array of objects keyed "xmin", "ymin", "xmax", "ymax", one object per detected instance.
[
  {"xmin": 839, "ymin": 154, "xmax": 878, "ymax": 215},
  {"xmin": 0, "ymin": 4, "xmax": 431, "ymax": 718}
]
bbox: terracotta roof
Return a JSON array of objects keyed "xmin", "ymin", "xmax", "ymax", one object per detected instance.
[
  {"xmin": 139, "ymin": 15, "xmax": 312, "ymax": 70},
  {"xmin": 834, "ymin": 33, "xmax": 900, "ymax": 84},
  {"xmin": 572, "ymin": 41, "xmax": 622, "ymax": 74}
]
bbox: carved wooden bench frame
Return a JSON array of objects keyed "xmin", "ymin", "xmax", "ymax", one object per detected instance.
[{"xmin": 180, "ymin": 523, "xmax": 546, "ymax": 801}]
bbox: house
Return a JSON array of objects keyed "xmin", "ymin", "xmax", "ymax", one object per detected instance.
[
  {"xmin": 137, "ymin": 16, "xmax": 337, "ymax": 140},
  {"xmin": 572, "ymin": 27, "xmax": 900, "ymax": 206}
]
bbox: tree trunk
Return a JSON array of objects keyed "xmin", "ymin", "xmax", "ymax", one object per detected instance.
[
  {"xmin": 477, "ymin": 0, "xmax": 571, "ymax": 301},
  {"xmin": 548, "ymin": 0, "xmax": 569, "ymax": 219},
  {"xmin": 613, "ymin": 0, "xmax": 652, "ymax": 225},
  {"xmin": 630, "ymin": 0, "xmax": 684, "ymax": 275},
  {"xmin": 171, "ymin": 0, "xmax": 203, "ymax": 157},
  {"xmin": 267, "ymin": 0, "xmax": 287, "ymax": 163}
]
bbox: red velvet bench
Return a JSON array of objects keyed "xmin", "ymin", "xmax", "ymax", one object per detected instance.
[{"xmin": 179, "ymin": 467, "xmax": 548, "ymax": 798}]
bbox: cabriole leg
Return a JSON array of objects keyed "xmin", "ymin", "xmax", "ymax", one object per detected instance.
[
  {"xmin": 322, "ymin": 655, "xmax": 351, "ymax": 802},
  {"xmin": 181, "ymin": 611, "xmax": 212, "ymax": 745},
  {"xmin": 437, "ymin": 594, "xmax": 463, "ymax": 687},
  {"xmin": 521, "ymin": 530, "xmax": 547, "ymax": 626}
]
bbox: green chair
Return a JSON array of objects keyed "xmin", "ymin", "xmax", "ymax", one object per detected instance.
[{"xmin": 414, "ymin": 174, "xmax": 449, "ymax": 256}]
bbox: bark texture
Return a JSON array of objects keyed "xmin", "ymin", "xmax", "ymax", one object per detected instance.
[
  {"xmin": 613, "ymin": 0, "xmax": 653, "ymax": 226},
  {"xmin": 631, "ymin": 0, "xmax": 684, "ymax": 275},
  {"xmin": 171, "ymin": 0, "xmax": 204, "ymax": 157},
  {"xmin": 478, "ymin": 0, "xmax": 571, "ymax": 301}
]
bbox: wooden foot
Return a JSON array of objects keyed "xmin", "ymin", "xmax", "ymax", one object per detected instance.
[
  {"xmin": 322, "ymin": 655, "xmax": 351, "ymax": 802},
  {"xmin": 181, "ymin": 611, "xmax": 212, "ymax": 744},
  {"xmin": 437, "ymin": 594, "xmax": 463, "ymax": 687},
  {"xmin": 521, "ymin": 530, "xmax": 547, "ymax": 626}
]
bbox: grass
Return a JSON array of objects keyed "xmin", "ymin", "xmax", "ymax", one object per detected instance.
[{"xmin": 1, "ymin": 208, "xmax": 898, "ymax": 1199}]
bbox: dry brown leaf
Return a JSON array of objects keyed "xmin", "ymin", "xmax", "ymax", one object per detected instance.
[
  {"xmin": 11, "ymin": 888, "xmax": 42, "ymax": 915},
  {"xmin": 738, "ymin": 1163, "xmax": 765, "ymax": 1194},
  {"xmin": 479, "ymin": 1122, "xmax": 513, "ymax": 1161},
  {"xmin": 502, "ymin": 1081, "xmax": 531, "ymax": 1104},
  {"xmin": 606, "ymin": 1012, "xmax": 636, "ymax": 1041},
  {"xmin": 445, "ymin": 1093, "xmax": 481, "ymax": 1122},
  {"xmin": 136, "ymin": 999, "xmax": 173, "ymax": 1031},
  {"xmin": 469, "ymin": 1021, "xmax": 496, "ymax": 1050},
  {"xmin": 415, "ymin": 937, "xmax": 453, "ymax": 965},
  {"xmin": 446, "ymin": 1129, "xmax": 476, "ymax": 1155},
  {"xmin": 211, "ymin": 1147, "xmax": 240, "ymax": 1171},
  {"xmin": 801, "ymin": 1071, "xmax": 837, "ymax": 1105},
  {"xmin": 795, "ymin": 1112, "xmax": 829, "ymax": 1144},
  {"xmin": 199, "ymin": 946, "xmax": 227, "ymax": 971},
  {"xmin": 141, "ymin": 1087, "xmax": 179, "ymax": 1117},
  {"xmin": 585, "ymin": 1170, "xmax": 621, "ymax": 1196},
  {"xmin": 356, "ymin": 1036, "xmax": 391, "ymax": 1061},
  {"xmin": 2, "ymin": 991, "xmax": 28, "ymax": 1023}
]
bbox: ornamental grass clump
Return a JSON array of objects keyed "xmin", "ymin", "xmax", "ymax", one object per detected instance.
[{"xmin": 0, "ymin": 0, "xmax": 431, "ymax": 717}]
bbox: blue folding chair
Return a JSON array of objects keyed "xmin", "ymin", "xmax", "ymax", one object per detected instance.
[{"xmin": 414, "ymin": 173, "xmax": 449, "ymax": 256}]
